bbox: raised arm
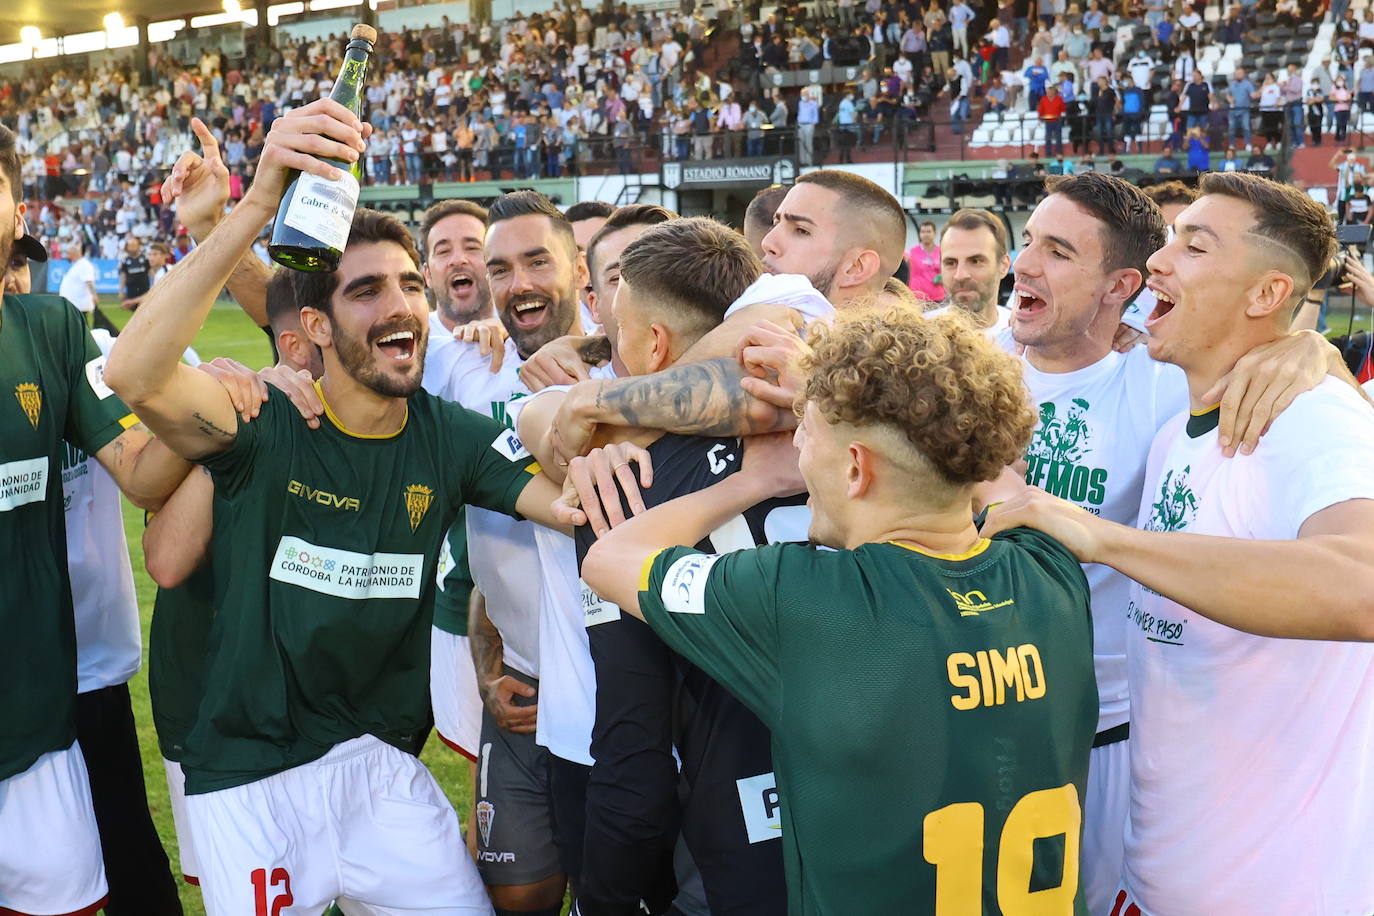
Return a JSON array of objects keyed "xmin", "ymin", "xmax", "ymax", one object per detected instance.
[
  {"xmin": 164, "ymin": 118, "xmax": 275, "ymax": 328},
  {"xmin": 106, "ymin": 100, "xmax": 368, "ymax": 459}
]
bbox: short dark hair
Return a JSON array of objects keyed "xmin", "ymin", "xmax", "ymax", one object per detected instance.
[
  {"xmin": 619, "ymin": 217, "xmax": 762, "ymax": 345},
  {"xmin": 420, "ymin": 199, "xmax": 487, "ymax": 257},
  {"xmin": 564, "ymin": 200, "xmax": 616, "ymax": 223},
  {"xmin": 1045, "ymin": 172, "xmax": 1166, "ymax": 302},
  {"xmin": 586, "ymin": 203, "xmax": 678, "ymax": 277},
  {"xmin": 744, "ymin": 184, "xmax": 789, "ymax": 232},
  {"xmin": 1198, "ymin": 170, "xmax": 1336, "ymax": 295},
  {"xmin": 487, "ymin": 190, "xmax": 577, "ymax": 254},
  {"xmin": 942, "ymin": 208, "xmax": 1009, "ymax": 261},
  {"xmin": 0, "ymin": 124, "xmax": 18, "ymax": 203},
  {"xmin": 1144, "ymin": 180, "xmax": 1198, "ymax": 209},
  {"xmin": 288, "ymin": 209, "xmax": 421, "ymax": 315},
  {"xmin": 919, "ymin": 219, "xmax": 937, "ymax": 231},
  {"xmin": 265, "ymin": 266, "xmax": 300, "ymax": 334},
  {"xmin": 149, "ymin": 242, "xmax": 171, "ymax": 257},
  {"xmin": 796, "ymin": 170, "xmax": 908, "ymax": 274}
]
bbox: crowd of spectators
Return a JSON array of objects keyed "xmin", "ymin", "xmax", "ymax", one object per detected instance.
[{"xmin": 0, "ymin": 0, "xmax": 1356, "ymax": 266}]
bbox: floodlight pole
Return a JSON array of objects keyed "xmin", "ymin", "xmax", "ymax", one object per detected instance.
[
  {"xmin": 136, "ymin": 15, "xmax": 151, "ymax": 84},
  {"xmin": 255, "ymin": 0, "xmax": 270, "ymax": 49}
]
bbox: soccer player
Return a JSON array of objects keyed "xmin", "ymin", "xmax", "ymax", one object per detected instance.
[
  {"xmin": 569, "ymin": 217, "xmax": 806, "ymax": 916},
  {"xmin": 578, "ymin": 306, "xmax": 1099, "ymax": 913},
  {"xmin": 986, "ymin": 170, "xmax": 1374, "ymax": 916},
  {"xmin": 103, "ymin": 99, "xmax": 573, "ymax": 916},
  {"xmin": 922, "ymin": 208, "xmax": 1013, "ymax": 332},
  {"xmin": 565, "ymin": 200, "xmax": 615, "ymax": 328},
  {"xmin": 142, "ymin": 266, "xmax": 326, "ymax": 891},
  {"xmin": 427, "ymin": 190, "xmax": 597, "ymax": 916},
  {"xmin": 537, "ymin": 171, "xmax": 906, "ymax": 466},
  {"xmin": 1002, "ymin": 170, "xmax": 1346, "ymax": 913},
  {"xmin": 0, "ymin": 122, "xmax": 192, "ymax": 916},
  {"xmin": 415, "ymin": 198, "xmax": 495, "ymax": 769}
]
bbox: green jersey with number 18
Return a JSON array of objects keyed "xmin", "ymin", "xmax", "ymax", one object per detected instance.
[
  {"xmin": 638, "ymin": 529, "xmax": 1097, "ymax": 915},
  {"xmin": 183, "ymin": 382, "xmax": 539, "ymax": 795},
  {"xmin": 0, "ymin": 294, "xmax": 139, "ymax": 781}
]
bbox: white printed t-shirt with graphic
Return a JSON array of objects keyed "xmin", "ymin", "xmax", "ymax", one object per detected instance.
[
  {"xmin": 1123, "ymin": 378, "xmax": 1374, "ymax": 915},
  {"xmin": 997, "ymin": 332, "xmax": 1189, "ymax": 733}
]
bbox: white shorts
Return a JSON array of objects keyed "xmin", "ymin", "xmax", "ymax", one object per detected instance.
[
  {"xmin": 162, "ymin": 757, "xmax": 202, "ymax": 885},
  {"xmin": 186, "ymin": 735, "xmax": 493, "ymax": 916},
  {"xmin": 431, "ymin": 626, "xmax": 483, "ymax": 762},
  {"xmin": 1083, "ymin": 735, "xmax": 1131, "ymax": 916},
  {"xmin": 0, "ymin": 741, "xmax": 107, "ymax": 916}
]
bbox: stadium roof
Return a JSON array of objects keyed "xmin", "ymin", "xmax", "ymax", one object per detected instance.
[{"xmin": 0, "ymin": 0, "xmax": 239, "ymax": 48}]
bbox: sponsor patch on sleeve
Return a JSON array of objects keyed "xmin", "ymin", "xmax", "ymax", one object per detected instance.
[
  {"xmin": 85, "ymin": 356, "xmax": 114, "ymax": 400},
  {"xmin": 489, "ymin": 428, "xmax": 532, "ymax": 462},
  {"xmin": 661, "ymin": 553, "xmax": 721, "ymax": 615}
]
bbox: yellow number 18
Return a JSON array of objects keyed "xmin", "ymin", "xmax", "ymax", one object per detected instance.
[{"xmin": 922, "ymin": 783, "xmax": 1081, "ymax": 915}]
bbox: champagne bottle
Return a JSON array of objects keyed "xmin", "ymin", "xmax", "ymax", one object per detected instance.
[{"xmin": 269, "ymin": 23, "xmax": 376, "ymax": 272}]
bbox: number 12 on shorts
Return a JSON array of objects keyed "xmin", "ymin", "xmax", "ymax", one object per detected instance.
[
  {"xmin": 922, "ymin": 783, "xmax": 1082, "ymax": 915},
  {"xmin": 252, "ymin": 867, "xmax": 294, "ymax": 916}
]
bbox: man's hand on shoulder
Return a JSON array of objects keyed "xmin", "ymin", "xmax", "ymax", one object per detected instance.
[
  {"xmin": 452, "ymin": 316, "xmax": 509, "ymax": 374},
  {"xmin": 520, "ymin": 334, "xmax": 606, "ymax": 391}
]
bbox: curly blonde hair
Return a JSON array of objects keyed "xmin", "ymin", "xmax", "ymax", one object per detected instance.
[{"xmin": 802, "ymin": 307, "xmax": 1035, "ymax": 485}]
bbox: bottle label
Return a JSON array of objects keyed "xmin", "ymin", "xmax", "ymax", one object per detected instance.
[{"xmin": 283, "ymin": 170, "xmax": 360, "ymax": 252}]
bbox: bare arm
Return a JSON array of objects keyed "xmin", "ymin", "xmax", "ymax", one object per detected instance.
[
  {"xmin": 143, "ymin": 465, "xmax": 215, "ymax": 588},
  {"xmin": 468, "ymin": 589, "xmax": 538, "ymax": 733},
  {"xmin": 93, "ymin": 424, "xmax": 194, "ymax": 511},
  {"xmin": 549, "ymin": 358, "xmax": 796, "ymax": 466},
  {"xmin": 983, "ymin": 490, "xmax": 1374, "ymax": 641},
  {"xmin": 106, "ymin": 99, "xmax": 367, "ymax": 459},
  {"xmin": 167, "ymin": 118, "xmax": 272, "ymax": 328}
]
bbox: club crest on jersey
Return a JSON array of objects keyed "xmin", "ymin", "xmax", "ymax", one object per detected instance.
[
  {"xmin": 946, "ymin": 589, "xmax": 1014, "ymax": 617},
  {"xmin": 14, "ymin": 383, "xmax": 41, "ymax": 429},
  {"xmin": 403, "ymin": 484, "xmax": 434, "ymax": 532},
  {"xmin": 476, "ymin": 800, "xmax": 495, "ymax": 847}
]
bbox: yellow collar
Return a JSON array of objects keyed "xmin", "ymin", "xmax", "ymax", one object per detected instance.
[{"xmin": 315, "ymin": 380, "xmax": 408, "ymax": 439}]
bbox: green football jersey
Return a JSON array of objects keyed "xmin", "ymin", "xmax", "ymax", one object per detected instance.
[
  {"xmin": 148, "ymin": 489, "xmax": 228, "ymax": 762},
  {"xmin": 639, "ymin": 528, "xmax": 1097, "ymax": 916},
  {"xmin": 0, "ymin": 294, "xmax": 138, "ymax": 781},
  {"xmin": 185, "ymin": 384, "xmax": 539, "ymax": 795},
  {"xmin": 433, "ymin": 511, "xmax": 475, "ymax": 634}
]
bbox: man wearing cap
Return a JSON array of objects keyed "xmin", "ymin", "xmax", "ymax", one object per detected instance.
[{"xmin": 0, "ymin": 122, "xmax": 192, "ymax": 916}]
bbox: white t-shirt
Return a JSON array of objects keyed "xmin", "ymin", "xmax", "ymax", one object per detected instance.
[
  {"xmin": 60, "ymin": 258, "xmax": 97, "ymax": 313},
  {"xmin": 65, "ymin": 330, "xmax": 141, "ymax": 692},
  {"xmin": 1124, "ymin": 378, "xmax": 1374, "ymax": 914},
  {"xmin": 925, "ymin": 303, "xmax": 1012, "ymax": 335},
  {"xmin": 510, "ymin": 362, "xmax": 619, "ymax": 765},
  {"xmin": 997, "ymin": 333, "xmax": 1188, "ymax": 733}
]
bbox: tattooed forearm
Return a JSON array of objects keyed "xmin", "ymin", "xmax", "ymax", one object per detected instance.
[
  {"xmin": 575, "ymin": 335, "xmax": 612, "ymax": 366},
  {"xmin": 468, "ymin": 591, "xmax": 504, "ymax": 682},
  {"xmin": 192, "ymin": 411, "xmax": 236, "ymax": 440},
  {"xmin": 598, "ymin": 358, "xmax": 793, "ymax": 436}
]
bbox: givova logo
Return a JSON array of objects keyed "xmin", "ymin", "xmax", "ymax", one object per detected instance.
[{"xmin": 1024, "ymin": 398, "xmax": 1109, "ymax": 507}]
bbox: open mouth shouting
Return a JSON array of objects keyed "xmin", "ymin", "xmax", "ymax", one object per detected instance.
[
  {"xmin": 509, "ymin": 294, "xmax": 552, "ymax": 331},
  {"xmin": 1013, "ymin": 285, "xmax": 1049, "ymax": 319},
  {"xmin": 448, "ymin": 269, "xmax": 477, "ymax": 301},
  {"xmin": 373, "ymin": 325, "xmax": 420, "ymax": 362},
  {"xmin": 1145, "ymin": 284, "xmax": 1176, "ymax": 328}
]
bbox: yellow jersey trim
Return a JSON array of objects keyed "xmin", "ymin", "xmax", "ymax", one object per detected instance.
[
  {"xmin": 639, "ymin": 548, "xmax": 665, "ymax": 591},
  {"xmin": 118, "ymin": 413, "xmax": 140, "ymax": 430},
  {"xmin": 1189, "ymin": 404, "xmax": 1220, "ymax": 417},
  {"xmin": 525, "ymin": 461, "xmax": 542, "ymax": 476},
  {"xmin": 888, "ymin": 538, "xmax": 992, "ymax": 561},
  {"xmin": 315, "ymin": 380, "xmax": 407, "ymax": 439}
]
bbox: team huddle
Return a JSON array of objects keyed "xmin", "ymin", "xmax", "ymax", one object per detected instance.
[{"xmin": 3, "ymin": 95, "xmax": 1374, "ymax": 916}]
